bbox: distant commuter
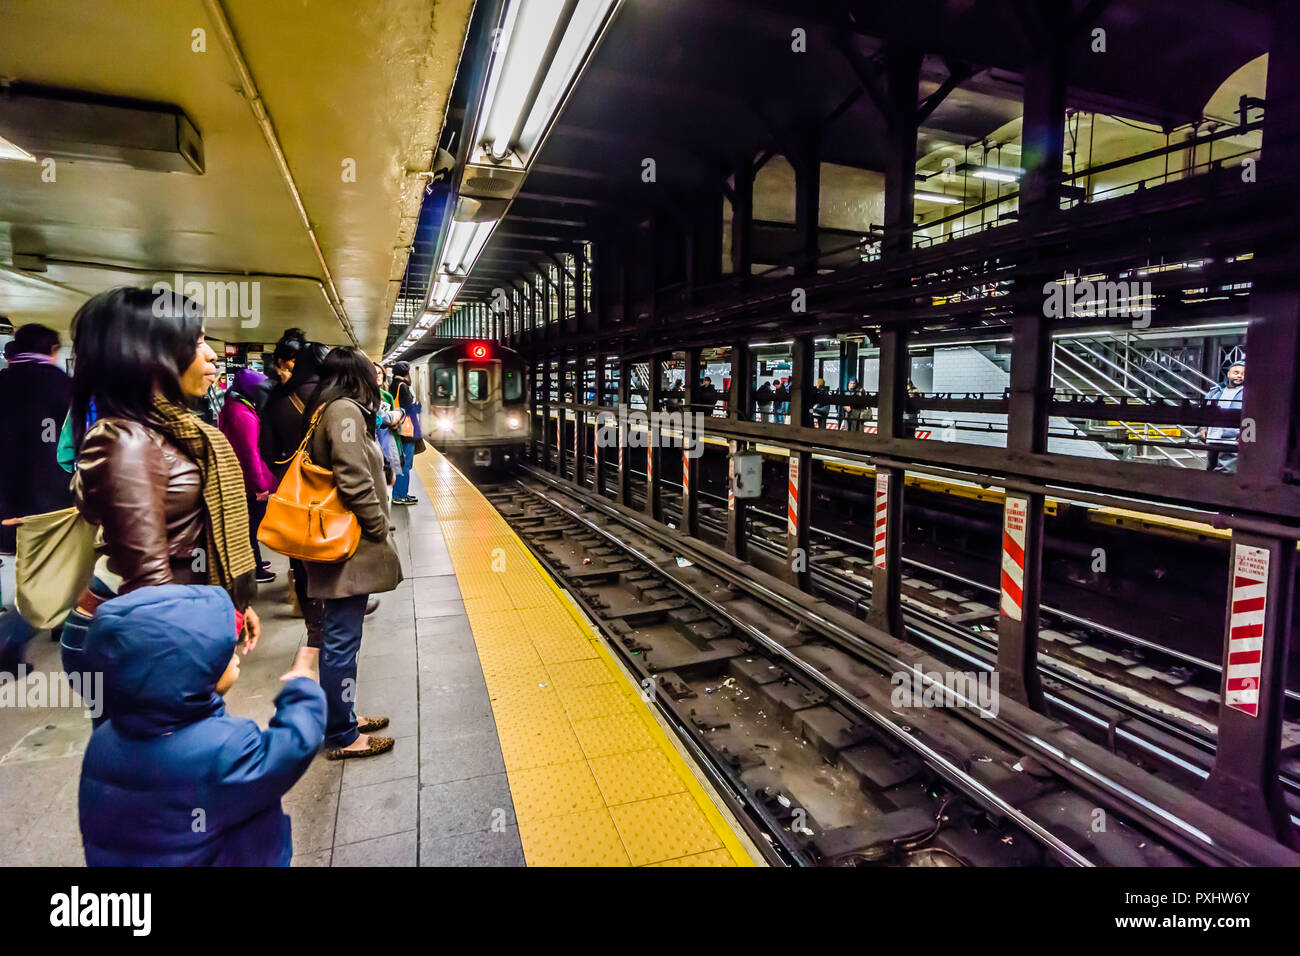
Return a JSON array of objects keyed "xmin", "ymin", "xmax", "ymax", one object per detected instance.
[
  {"xmin": 60, "ymin": 287, "xmax": 261, "ymax": 679},
  {"xmin": 754, "ymin": 379, "xmax": 774, "ymax": 422},
  {"xmin": 811, "ymin": 378, "xmax": 830, "ymax": 428},
  {"xmin": 773, "ymin": 378, "xmax": 790, "ymax": 424},
  {"xmin": 259, "ymin": 340, "xmax": 328, "ymax": 647},
  {"xmin": 1199, "ymin": 361, "xmax": 1245, "ymax": 474},
  {"xmin": 389, "ymin": 361, "xmax": 418, "ymax": 506},
  {"xmin": 79, "ymin": 585, "xmax": 325, "ymax": 866},
  {"xmin": 301, "ymin": 347, "xmax": 403, "ymax": 760},
  {"xmin": 267, "ymin": 327, "xmax": 308, "ymax": 385},
  {"xmin": 219, "ymin": 368, "xmax": 279, "ymax": 584},
  {"xmin": 0, "ymin": 323, "xmax": 73, "ymax": 551},
  {"xmin": 0, "ymin": 323, "xmax": 73, "ymax": 672},
  {"xmin": 844, "ymin": 378, "xmax": 865, "ymax": 431}
]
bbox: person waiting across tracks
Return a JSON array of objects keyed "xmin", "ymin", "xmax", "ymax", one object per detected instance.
[
  {"xmin": 299, "ymin": 346, "xmax": 404, "ymax": 760},
  {"xmin": 389, "ymin": 361, "xmax": 419, "ymax": 506},
  {"xmin": 78, "ymin": 584, "xmax": 325, "ymax": 866},
  {"xmin": 1198, "ymin": 361, "xmax": 1245, "ymax": 474},
  {"xmin": 811, "ymin": 377, "xmax": 830, "ymax": 428},
  {"xmin": 0, "ymin": 323, "xmax": 74, "ymax": 673},
  {"xmin": 219, "ymin": 368, "xmax": 279, "ymax": 585},
  {"xmin": 57, "ymin": 287, "xmax": 262, "ymax": 690}
]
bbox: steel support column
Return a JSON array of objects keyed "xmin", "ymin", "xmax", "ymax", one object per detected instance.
[
  {"xmin": 540, "ymin": 361, "xmax": 552, "ymax": 471},
  {"xmin": 996, "ymin": 312, "xmax": 1052, "ymax": 710},
  {"xmin": 869, "ymin": 328, "xmax": 909, "ymax": 635},
  {"xmin": 681, "ymin": 346, "xmax": 700, "ymax": 536},
  {"xmin": 1201, "ymin": 532, "xmax": 1296, "ymax": 844},
  {"xmin": 785, "ymin": 449, "xmax": 812, "ymax": 590},
  {"xmin": 593, "ymin": 358, "xmax": 607, "ymax": 496},
  {"xmin": 574, "ymin": 359, "xmax": 588, "ymax": 487},
  {"xmin": 617, "ymin": 359, "xmax": 630, "ymax": 506},
  {"xmin": 645, "ymin": 354, "xmax": 662, "ymax": 522},
  {"xmin": 726, "ymin": 343, "xmax": 751, "ymax": 558},
  {"xmin": 730, "ymin": 158, "xmax": 754, "ymax": 280},
  {"xmin": 794, "ymin": 134, "xmax": 820, "ymax": 276}
]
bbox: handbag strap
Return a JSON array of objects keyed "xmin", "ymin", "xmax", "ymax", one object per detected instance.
[{"xmin": 276, "ymin": 404, "xmax": 327, "ymax": 466}]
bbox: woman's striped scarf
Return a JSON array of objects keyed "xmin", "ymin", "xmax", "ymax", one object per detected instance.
[{"xmin": 151, "ymin": 395, "xmax": 257, "ymax": 603}]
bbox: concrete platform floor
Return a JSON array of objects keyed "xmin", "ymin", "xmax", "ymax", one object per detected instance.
[{"xmin": 0, "ymin": 469, "xmax": 526, "ymax": 867}]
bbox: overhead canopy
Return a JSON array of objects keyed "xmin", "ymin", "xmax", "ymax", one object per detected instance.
[{"xmin": 0, "ymin": 0, "xmax": 474, "ymax": 352}]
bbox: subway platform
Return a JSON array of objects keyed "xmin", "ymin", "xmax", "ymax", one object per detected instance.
[{"xmin": 0, "ymin": 451, "xmax": 757, "ymax": 867}]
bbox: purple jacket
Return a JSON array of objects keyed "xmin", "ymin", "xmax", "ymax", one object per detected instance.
[{"xmin": 218, "ymin": 371, "xmax": 278, "ymax": 496}]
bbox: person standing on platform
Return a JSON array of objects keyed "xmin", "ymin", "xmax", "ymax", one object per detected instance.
[
  {"xmin": 301, "ymin": 347, "xmax": 403, "ymax": 760},
  {"xmin": 267, "ymin": 327, "xmax": 308, "ymax": 386},
  {"xmin": 389, "ymin": 361, "xmax": 418, "ymax": 506},
  {"xmin": 260, "ymin": 340, "xmax": 329, "ymax": 646},
  {"xmin": 79, "ymin": 584, "xmax": 325, "ymax": 866},
  {"xmin": 219, "ymin": 368, "xmax": 278, "ymax": 584},
  {"xmin": 60, "ymin": 287, "xmax": 262, "ymax": 682},
  {"xmin": 0, "ymin": 323, "xmax": 73, "ymax": 673},
  {"xmin": 1198, "ymin": 361, "xmax": 1245, "ymax": 474}
]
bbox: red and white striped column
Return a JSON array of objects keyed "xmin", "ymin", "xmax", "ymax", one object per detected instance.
[
  {"xmin": 867, "ymin": 467, "xmax": 904, "ymax": 636},
  {"xmin": 786, "ymin": 451, "xmax": 811, "ymax": 589},
  {"xmin": 999, "ymin": 496, "xmax": 1028, "ymax": 622},
  {"xmin": 1225, "ymin": 544, "xmax": 1269, "ymax": 717}
]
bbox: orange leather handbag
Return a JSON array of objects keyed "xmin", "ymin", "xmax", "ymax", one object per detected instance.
[{"xmin": 257, "ymin": 407, "xmax": 361, "ymax": 563}]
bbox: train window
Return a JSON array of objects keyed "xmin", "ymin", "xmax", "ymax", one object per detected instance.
[
  {"xmin": 467, "ymin": 368, "xmax": 487, "ymax": 400},
  {"xmin": 433, "ymin": 367, "xmax": 456, "ymax": 403},
  {"xmin": 503, "ymin": 369, "xmax": 522, "ymax": 402}
]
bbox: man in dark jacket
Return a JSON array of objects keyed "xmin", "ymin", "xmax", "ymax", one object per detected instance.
[
  {"xmin": 0, "ymin": 323, "xmax": 73, "ymax": 552},
  {"xmin": 78, "ymin": 585, "xmax": 325, "ymax": 866}
]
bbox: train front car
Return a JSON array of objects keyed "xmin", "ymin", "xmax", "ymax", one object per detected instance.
[{"xmin": 414, "ymin": 341, "xmax": 528, "ymax": 472}]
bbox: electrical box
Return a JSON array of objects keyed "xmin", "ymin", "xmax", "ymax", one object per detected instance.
[{"xmin": 730, "ymin": 451, "xmax": 763, "ymax": 498}]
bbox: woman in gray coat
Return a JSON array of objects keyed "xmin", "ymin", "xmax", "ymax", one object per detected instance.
[{"xmin": 303, "ymin": 347, "xmax": 404, "ymax": 760}]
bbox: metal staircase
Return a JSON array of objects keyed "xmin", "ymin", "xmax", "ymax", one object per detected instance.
[{"xmin": 1051, "ymin": 333, "xmax": 1219, "ymax": 467}]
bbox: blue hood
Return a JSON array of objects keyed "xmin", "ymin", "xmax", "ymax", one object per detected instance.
[{"xmin": 85, "ymin": 585, "xmax": 238, "ymax": 737}]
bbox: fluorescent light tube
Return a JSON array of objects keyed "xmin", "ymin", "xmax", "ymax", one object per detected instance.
[{"xmin": 915, "ymin": 191, "xmax": 962, "ymax": 204}]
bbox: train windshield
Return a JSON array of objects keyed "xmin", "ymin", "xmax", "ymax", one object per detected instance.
[
  {"xmin": 433, "ymin": 367, "xmax": 456, "ymax": 404},
  {"xmin": 503, "ymin": 369, "xmax": 522, "ymax": 402},
  {"xmin": 467, "ymin": 368, "xmax": 488, "ymax": 401}
]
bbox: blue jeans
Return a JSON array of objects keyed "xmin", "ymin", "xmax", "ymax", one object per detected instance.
[
  {"xmin": 320, "ymin": 593, "xmax": 369, "ymax": 748},
  {"xmin": 392, "ymin": 441, "xmax": 415, "ymax": 499},
  {"xmin": 0, "ymin": 607, "xmax": 36, "ymax": 675}
]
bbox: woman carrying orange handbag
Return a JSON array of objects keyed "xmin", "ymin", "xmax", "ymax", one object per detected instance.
[{"xmin": 295, "ymin": 347, "xmax": 403, "ymax": 760}]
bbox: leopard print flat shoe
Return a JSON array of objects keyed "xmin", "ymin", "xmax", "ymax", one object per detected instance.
[
  {"xmin": 357, "ymin": 715, "xmax": 390, "ymax": 733},
  {"xmin": 324, "ymin": 735, "xmax": 395, "ymax": 761}
]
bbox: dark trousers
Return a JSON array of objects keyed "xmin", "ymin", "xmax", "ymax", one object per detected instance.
[
  {"xmin": 320, "ymin": 593, "xmax": 369, "ymax": 748},
  {"xmin": 248, "ymin": 496, "xmax": 267, "ymax": 568},
  {"xmin": 289, "ymin": 557, "xmax": 325, "ymax": 648}
]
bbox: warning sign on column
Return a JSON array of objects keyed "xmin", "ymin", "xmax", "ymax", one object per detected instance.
[
  {"xmin": 1000, "ymin": 496, "xmax": 1028, "ymax": 622},
  {"xmin": 1225, "ymin": 544, "xmax": 1270, "ymax": 718}
]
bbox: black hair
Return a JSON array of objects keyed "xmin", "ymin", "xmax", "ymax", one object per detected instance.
[
  {"xmin": 2, "ymin": 340, "xmax": 15, "ymax": 360},
  {"xmin": 70, "ymin": 286, "xmax": 205, "ymax": 448},
  {"xmin": 13, "ymin": 323, "xmax": 60, "ymax": 355},
  {"xmin": 271, "ymin": 327, "xmax": 308, "ymax": 367},
  {"xmin": 279, "ymin": 340, "xmax": 328, "ymax": 396},
  {"xmin": 307, "ymin": 346, "xmax": 380, "ymax": 437}
]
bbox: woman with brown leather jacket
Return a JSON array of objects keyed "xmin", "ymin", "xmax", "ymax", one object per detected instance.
[
  {"xmin": 300, "ymin": 347, "xmax": 403, "ymax": 760},
  {"xmin": 58, "ymin": 287, "xmax": 261, "ymax": 681}
]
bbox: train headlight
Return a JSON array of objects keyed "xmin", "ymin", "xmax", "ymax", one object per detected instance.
[
  {"xmin": 437, "ymin": 417, "xmax": 453, "ymax": 432},
  {"xmin": 506, "ymin": 416, "xmax": 520, "ymax": 429}
]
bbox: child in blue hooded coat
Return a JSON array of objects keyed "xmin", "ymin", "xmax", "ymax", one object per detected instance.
[{"xmin": 78, "ymin": 585, "xmax": 326, "ymax": 866}]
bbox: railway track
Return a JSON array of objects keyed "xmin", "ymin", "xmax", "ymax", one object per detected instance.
[
  {"xmin": 569, "ymin": 451, "xmax": 1300, "ymax": 818},
  {"xmin": 476, "ymin": 467, "xmax": 1300, "ymax": 866}
]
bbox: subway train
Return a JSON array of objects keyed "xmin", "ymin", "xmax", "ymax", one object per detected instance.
[{"xmin": 406, "ymin": 341, "xmax": 528, "ymax": 470}]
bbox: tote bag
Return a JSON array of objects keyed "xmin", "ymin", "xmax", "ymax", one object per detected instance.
[{"xmin": 15, "ymin": 507, "xmax": 99, "ymax": 630}]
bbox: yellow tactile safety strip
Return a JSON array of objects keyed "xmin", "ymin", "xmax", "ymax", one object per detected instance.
[{"xmin": 415, "ymin": 452, "xmax": 756, "ymax": 867}]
